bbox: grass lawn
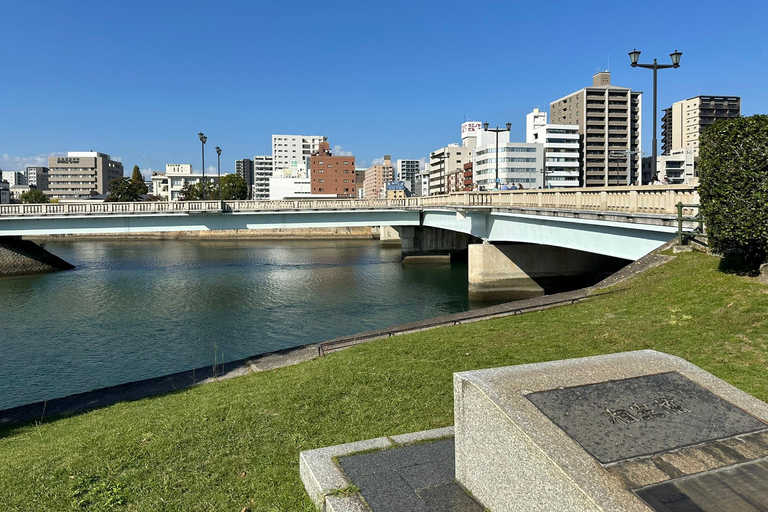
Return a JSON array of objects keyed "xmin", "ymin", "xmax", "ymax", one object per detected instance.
[{"xmin": 1, "ymin": 251, "xmax": 767, "ymax": 511}]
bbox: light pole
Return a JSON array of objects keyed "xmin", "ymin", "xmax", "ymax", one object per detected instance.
[
  {"xmin": 215, "ymin": 146, "xmax": 222, "ymax": 203},
  {"xmin": 629, "ymin": 49, "xmax": 682, "ymax": 181},
  {"xmin": 198, "ymin": 132, "xmax": 207, "ymax": 200},
  {"xmin": 483, "ymin": 122, "xmax": 512, "ymax": 190},
  {"xmin": 610, "ymin": 150, "xmax": 647, "ymax": 185}
]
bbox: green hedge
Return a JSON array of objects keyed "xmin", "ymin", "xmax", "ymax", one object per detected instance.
[{"xmin": 698, "ymin": 115, "xmax": 768, "ymax": 268}]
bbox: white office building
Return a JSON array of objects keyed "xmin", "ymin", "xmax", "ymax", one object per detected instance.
[
  {"xmin": 657, "ymin": 148, "xmax": 697, "ymax": 185},
  {"xmin": 253, "ymin": 155, "xmax": 274, "ymax": 200},
  {"xmin": 526, "ymin": 108, "xmax": 548, "ymax": 139},
  {"xmin": 472, "ymin": 128, "xmax": 544, "ymax": 190},
  {"xmin": 152, "ymin": 163, "xmax": 218, "ymax": 201},
  {"xmin": 396, "ymin": 159, "xmax": 421, "ymax": 194},
  {"xmin": 528, "ymin": 117, "xmax": 580, "ymax": 188},
  {"xmin": 26, "ymin": 167, "xmax": 49, "ymax": 190},
  {"xmin": 268, "ymin": 177, "xmax": 311, "ymax": 200},
  {"xmin": 2, "ymin": 171, "xmax": 26, "ymax": 186},
  {"xmin": 272, "ymin": 134, "xmax": 323, "ymax": 178}
]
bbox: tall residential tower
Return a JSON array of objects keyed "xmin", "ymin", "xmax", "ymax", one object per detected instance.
[{"xmin": 550, "ymin": 72, "xmax": 642, "ymax": 186}]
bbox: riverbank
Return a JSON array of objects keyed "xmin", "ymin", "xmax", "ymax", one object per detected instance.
[
  {"xmin": 27, "ymin": 226, "xmax": 377, "ymax": 241},
  {"xmin": 1, "ymin": 251, "xmax": 766, "ymax": 511}
]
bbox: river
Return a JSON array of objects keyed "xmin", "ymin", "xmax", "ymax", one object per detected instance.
[{"xmin": 0, "ymin": 238, "xmax": 479, "ymax": 410}]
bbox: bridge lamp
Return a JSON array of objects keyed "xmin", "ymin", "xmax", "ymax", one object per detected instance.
[
  {"xmin": 628, "ymin": 48, "xmax": 682, "ymax": 182},
  {"xmin": 198, "ymin": 132, "xmax": 207, "ymax": 200},
  {"xmin": 215, "ymin": 146, "xmax": 222, "ymax": 204}
]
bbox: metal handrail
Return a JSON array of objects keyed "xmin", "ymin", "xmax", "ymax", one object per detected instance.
[{"xmin": 676, "ymin": 202, "xmax": 707, "ymax": 245}]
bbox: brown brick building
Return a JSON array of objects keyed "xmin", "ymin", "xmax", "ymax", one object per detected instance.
[{"xmin": 309, "ymin": 139, "xmax": 355, "ymax": 197}]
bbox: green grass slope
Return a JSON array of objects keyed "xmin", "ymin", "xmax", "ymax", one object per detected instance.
[{"xmin": 1, "ymin": 252, "xmax": 766, "ymax": 511}]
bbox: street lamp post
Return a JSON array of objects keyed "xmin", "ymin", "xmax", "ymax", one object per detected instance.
[
  {"xmin": 629, "ymin": 49, "xmax": 682, "ymax": 180},
  {"xmin": 198, "ymin": 132, "xmax": 207, "ymax": 200},
  {"xmin": 215, "ymin": 146, "xmax": 222, "ymax": 204},
  {"xmin": 482, "ymin": 122, "xmax": 512, "ymax": 190}
]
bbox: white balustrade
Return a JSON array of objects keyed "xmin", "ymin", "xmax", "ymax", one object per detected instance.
[{"xmin": 0, "ymin": 186, "xmax": 698, "ymax": 218}]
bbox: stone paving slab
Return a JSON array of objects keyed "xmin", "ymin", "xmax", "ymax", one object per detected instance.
[
  {"xmin": 338, "ymin": 438, "xmax": 483, "ymax": 512},
  {"xmin": 298, "ymin": 426, "xmax": 482, "ymax": 512}
]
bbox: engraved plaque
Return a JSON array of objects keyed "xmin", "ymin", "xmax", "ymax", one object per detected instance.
[
  {"xmin": 526, "ymin": 372, "xmax": 768, "ymax": 464},
  {"xmin": 636, "ymin": 457, "xmax": 768, "ymax": 511}
]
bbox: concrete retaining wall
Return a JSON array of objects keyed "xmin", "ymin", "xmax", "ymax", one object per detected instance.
[{"xmin": 0, "ymin": 237, "xmax": 75, "ymax": 277}]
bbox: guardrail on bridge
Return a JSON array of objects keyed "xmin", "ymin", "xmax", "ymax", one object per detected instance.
[{"xmin": 0, "ymin": 185, "xmax": 698, "ymax": 217}]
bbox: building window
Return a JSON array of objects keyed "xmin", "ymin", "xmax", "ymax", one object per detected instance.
[{"xmin": 318, "ymin": 179, "xmax": 324, "ymax": 183}]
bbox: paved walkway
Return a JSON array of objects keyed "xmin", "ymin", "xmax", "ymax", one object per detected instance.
[{"xmin": 338, "ymin": 438, "xmax": 483, "ymax": 512}]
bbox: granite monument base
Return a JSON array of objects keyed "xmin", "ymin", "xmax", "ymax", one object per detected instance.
[{"xmin": 454, "ymin": 350, "xmax": 768, "ymax": 511}]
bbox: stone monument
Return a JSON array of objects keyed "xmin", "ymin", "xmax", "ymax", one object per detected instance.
[{"xmin": 454, "ymin": 350, "xmax": 768, "ymax": 511}]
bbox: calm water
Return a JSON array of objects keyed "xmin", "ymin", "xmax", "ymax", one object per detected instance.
[{"xmin": 0, "ymin": 239, "xmax": 475, "ymax": 410}]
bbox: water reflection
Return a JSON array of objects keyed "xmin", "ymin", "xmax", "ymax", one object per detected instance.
[{"xmin": 0, "ymin": 239, "xmax": 470, "ymax": 409}]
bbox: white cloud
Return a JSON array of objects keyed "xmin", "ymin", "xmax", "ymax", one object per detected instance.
[
  {"xmin": 139, "ymin": 167, "xmax": 161, "ymax": 180},
  {"xmin": 332, "ymin": 145, "xmax": 354, "ymax": 157},
  {"xmin": 371, "ymin": 157, "xmax": 385, "ymax": 166},
  {"xmin": 0, "ymin": 152, "xmax": 65, "ymax": 171},
  {"xmin": 113, "ymin": 155, "xmax": 123, "ymax": 163}
]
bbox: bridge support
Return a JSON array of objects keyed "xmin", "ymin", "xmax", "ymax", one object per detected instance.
[
  {"xmin": 396, "ymin": 226, "xmax": 474, "ymax": 263},
  {"xmin": 469, "ymin": 244, "xmax": 545, "ymax": 301},
  {"xmin": 0, "ymin": 237, "xmax": 75, "ymax": 277},
  {"xmin": 469, "ymin": 243, "xmax": 621, "ymax": 301},
  {"xmin": 379, "ymin": 226, "xmax": 402, "ymax": 246}
]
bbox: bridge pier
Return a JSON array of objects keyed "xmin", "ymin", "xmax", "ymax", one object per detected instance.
[
  {"xmin": 468, "ymin": 242, "xmax": 622, "ymax": 301},
  {"xmin": 395, "ymin": 226, "xmax": 475, "ymax": 263},
  {"xmin": 0, "ymin": 237, "xmax": 75, "ymax": 277}
]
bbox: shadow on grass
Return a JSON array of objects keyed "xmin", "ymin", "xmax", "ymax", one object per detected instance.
[{"xmin": 718, "ymin": 255, "xmax": 760, "ymax": 277}]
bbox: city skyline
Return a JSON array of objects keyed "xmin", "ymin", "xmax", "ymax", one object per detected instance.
[{"xmin": 2, "ymin": 0, "xmax": 766, "ymax": 178}]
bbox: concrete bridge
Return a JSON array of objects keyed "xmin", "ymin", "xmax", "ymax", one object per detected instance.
[{"xmin": 0, "ymin": 186, "xmax": 699, "ymax": 299}]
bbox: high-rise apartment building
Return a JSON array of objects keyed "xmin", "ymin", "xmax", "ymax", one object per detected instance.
[
  {"xmin": 363, "ymin": 156, "xmax": 395, "ymax": 199},
  {"xmin": 26, "ymin": 167, "xmax": 49, "ymax": 191},
  {"xmin": 396, "ymin": 159, "xmax": 420, "ymax": 194},
  {"xmin": 272, "ymin": 134, "xmax": 323, "ymax": 177},
  {"xmin": 661, "ymin": 96, "xmax": 740, "ymax": 156},
  {"xmin": 235, "ymin": 159, "xmax": 254, "ymax": 199},
  {"xmin": 550, "ymin": 72, "xmax": 642, "ymax": 186},
  {"xmin": 47, "ymin": 151, "xmax": 124, "ymax": 199},
  {"xmin": 253, "ymin": 155, "xmax": 273, "ymax": 200},
  {"xmin": 309, "ymin": 139, "xmax": 356, "ymax": 197}
]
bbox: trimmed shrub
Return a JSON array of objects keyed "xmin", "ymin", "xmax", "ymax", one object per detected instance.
[{"xmin": 698, "ymin": 115, "xmax": 768, "ymax": 268}]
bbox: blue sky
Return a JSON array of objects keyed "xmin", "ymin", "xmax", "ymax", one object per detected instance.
[{"xmin": 2, "ymin": 0, "xmax": 766, "ymax": 177}]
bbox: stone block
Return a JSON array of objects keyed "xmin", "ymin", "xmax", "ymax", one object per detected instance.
[{"xmin": 454, "ymin": 350, "xmax": 768, "ymax": 511}]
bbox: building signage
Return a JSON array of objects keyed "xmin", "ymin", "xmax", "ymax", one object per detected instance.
[
  {"xmin": 56, "ymin": 157, "xmax": 81, "ymax": 164},
  {"xmin": 461, "ymin": 122, "xmax": 483, "ymax": 137}
]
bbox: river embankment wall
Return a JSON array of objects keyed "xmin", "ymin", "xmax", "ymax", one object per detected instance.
[
  {"xmin": 0, "ymin": 237, "xmax": 75, "ymax": 277},
  {"xmin": 29, "ymin": 226, "xmax": 377, "ymax": 241}
]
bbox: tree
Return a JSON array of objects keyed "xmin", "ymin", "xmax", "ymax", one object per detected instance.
[
  {"xmin": 20, "ymin": 189, "xmax": 49, "ymax": 204},
  {"xmin": 219, "ymin": 173, "xmax": 248, "ymax": 200},
  {"xmin": 105, "ymin": 177, "xmax": 143, "ymax": 202},
  {"xmin": 179, "ymin": 181, "xmax": 216, "ymax": 201},
  {"xmin": 698, "ymin": 115, "xmax": 768, "ymax": 269},
  {"xmin": 130, "ymin": 165, "xmax": 149, "ymax": 195}
]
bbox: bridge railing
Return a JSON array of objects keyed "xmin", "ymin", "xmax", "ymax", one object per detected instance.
[
  {"xmin": 416, "ymin": 186, "xmax": 698, "ymax": 215},
  {"xmin": 0, "ymin": 186, "xmax": 698, "ymax": 217}
]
